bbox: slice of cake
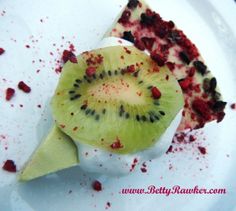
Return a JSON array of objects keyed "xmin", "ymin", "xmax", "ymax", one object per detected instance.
[{"xmin": 105, "ymin": 0, "xmax": 226, "ymax": 130}]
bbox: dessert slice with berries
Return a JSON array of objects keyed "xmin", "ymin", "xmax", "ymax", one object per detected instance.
[{"xmin": 105, "ymin": 0, "xmax": 227, "ymax": 130}]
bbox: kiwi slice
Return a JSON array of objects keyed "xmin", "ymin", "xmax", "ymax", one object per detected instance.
[
  {"xmin": 51, "ymin": 46, "xmax": 184, "ymax": 154},
  {"xmin": 19, "ymin": 126, "xmax": 78, "ymax": 181}
]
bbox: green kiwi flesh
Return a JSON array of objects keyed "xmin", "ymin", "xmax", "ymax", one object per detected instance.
[
  {"xmin": 19, "ymin": 126, "xmax": 78, "ymax": 181},
  {"xmin": 51, "ymin": 46, "xmax": 184, "ymax": 154}
]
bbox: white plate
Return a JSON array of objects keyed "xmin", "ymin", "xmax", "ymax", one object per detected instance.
[{"xmin": 0, "ymin": 0, "xmax": 236, "ymax": 210}]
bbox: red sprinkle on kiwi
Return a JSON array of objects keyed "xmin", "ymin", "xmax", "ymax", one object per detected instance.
[
  {"xmin": 110, "ymin": 137, "xmax": 123, "ymax": 149},
  {"xmin": 86, "ymin": 66, "xmax": 96, "ymax": 77},
  {"xmin": 151, "ymin": 87, "xmax": 161, "ymax": 99}
]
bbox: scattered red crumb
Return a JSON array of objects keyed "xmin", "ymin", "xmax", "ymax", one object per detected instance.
[
  {"xmin": 231, "ymin": 103, "xmax": 236, "ymax": 110},
  {"xmin": 189, "ymin": 135, "xmax": 196, "ymax": 142},
  {"xmin": 130, "ymin": 158, "xmax": 138, "ymax": 172},
  {"xmin": 198, "ymin": 146, "xmax": 207, "ymax": 155},
  {"xmin": 62, "ymin": 50, "xmax": 77, "ymax": 63},
  {"xmin": 151, "ymin": 87, "xmax": 161, "ymax": 99},
  {"xmin": 18, "ymin": 81, "xmax": 31, "ymax": 93},
  {"xmin": 5, "ymin": 88, "xmax": 15, "ymax": 101},
  {"xmin": 2, "ymin": 160, "xmax": 16, "ymax": 172},
  {"xmin": 55, "ymin": 66, "xmax": 62, "ymax": 74},
  {"xmin": 126, "ymin": 64, "xmax": 136, "ymax": 73},
  {"xmin": 166, "ymin": 145, "xmax": 173, "ymax": 154},
  {"xmin": 86, "ymin": 66, "xmax": 96, "ymax": 77},
  {"xmin": 85, "ymin": 53, "xmax": 103, "ymax": 66},
  {"xmin": 0, "ymin": 48, "xmax": 5, "ymax": 55},
  {"xmin": 110, "ymin": 137, "xmax": 123, "ymax": 149},
  {"xmin": 25, "ymin": 45, "xmax": 30, "ymax": 48},
  {"xmin": 92, "ymin": 180, "xmax": 102, "ymax": 191}
]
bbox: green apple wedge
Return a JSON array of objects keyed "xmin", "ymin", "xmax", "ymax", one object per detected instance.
[{"xmin": 19, "ymin": 126, "xmax": 79, "ymax": 181}]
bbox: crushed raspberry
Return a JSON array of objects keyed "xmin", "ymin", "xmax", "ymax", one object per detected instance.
[
  {"xmin": 110, "ymin": 137, "xmax": 123, "ymax": 149},
  {"xmin": 18, "ymin": 81, "xmax": 31, "ymax": 93},
  {"xmin": 188, "ymin": 67, "xmax": 196, "ymax": 77},
  {"xmin": 62, "ymin": 50, "xmax": 77, "ymax": 63},
  {"xmin": 179, "ymin": 78, "xmax": 191, "ymax": 90},
  {"xmin": 151, "ymin": 52, "xmax": 166, "ymax": 66},
  {"xmin": 151, "ymin": 87, "xmax": 161, "ymax": 99},
  {"xmin": 2, "ymin": 160, "xmax": 16, "ymax": 172},
  {"xmin": 198, "ymin": 146, "xmax": 207, "ymax": 155},
  {"xmin": 126, "ymin": 65, "xmax": 136, "ymax": 73},
  {"xmin": 0, "ymin": 48, "xmax": 5, "ymax": 55},
  {"xmin": 134, "ymin": 39, "xmax": 145, "ymax": 51},
  {"xmin": 141, "ymin": 37, "xmax": 155, "ymax": 51},
  {"xmin": 86, "ymin": 66, "xmax": 96, "ymax": 77},
  {"xmin": 118, "ymin": 10, "xmax": 131, "ymax": 24},
  {"xmin": 154, "ymin": 24, "xmax": 169, "ymax": 39},
  {"xmin": 166, "ymin": 62, "xmax": 175, "ymax": 71},
  {"xmin": 92, "ymin": 180, "xmax": 102, "ymax": 191},
  {"xmin": 231, "ymin": 103, "xmax": 236, "ymax": 110},
  {"xmin": 140, "ymin": 13, "xmax": 154, "ymax": 26},
  {"xmin": 5, "ymin": 88, "xmax": 15, "ymax": 101},
  {"xmin": 192, "ymin": 99, "xmax": 211, "ymax": 120}
]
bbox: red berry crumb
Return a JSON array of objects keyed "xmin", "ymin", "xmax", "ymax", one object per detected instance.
[
  {"xmin": 231, "ymin": 103, "xmax": 236, "ymax": 110},
  {"xmin": 5, "ymin": 88, "xmax": 15, "ymax": 101},
  {"xmin": 192, "ymin": 99, "xmax": 211, "ymax": 120},
  {"xmin": 151, "ymin": 52, "xmax": 166, "ymax": 67},
  {"xmin": 2, "ymin": 160, "xmax": 16, "ymax": 172},
  {"xmin": 62, "ymin": 50, "xmax": 77, "ymax": 63},
  {"xmin": 179, "ymin": 78, "xmax": 191, "ymax": 90},
  {"xmin": 110, "ymin": 137, "xmax": 123, "ymax": 149},
  {"xmin": 151, "ymin": 87, "xmax": 161, "ymax": 99},
  {"xmin": 18, "ymin": 81, "xmax": 31, "ymax": 93},
  {"xmin": 198, "ymin": 146, "xmax": 207, "ymax": 155},
  {"xmin": 126, "ymin": 65, "xmax": 136, "ymax": 73},
  {"xmin": 0, "ymin": 48, "xmax": 5, "ymax": 55},
  {"xmin": 86, "ymin": 66, "xmax": 96, "ymax": 77},
  {"xmin": 92, "ymin": 180, "xmax": 102, "ymax": 191},
  {"xmin": 189, "ymin": 135, "xmax": 196, "ymax": 142}
]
